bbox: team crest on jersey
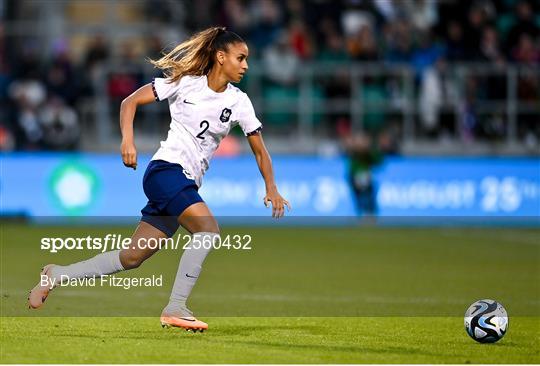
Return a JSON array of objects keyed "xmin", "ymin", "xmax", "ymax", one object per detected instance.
[{"xmin": 219, "ymin": 108, "xmax": 232, "ymax": 123}]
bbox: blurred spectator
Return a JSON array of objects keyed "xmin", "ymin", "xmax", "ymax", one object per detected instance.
[
  {"xmin": 144, "ymin": 0, "xmax": 174, "ymax": 23},
  {"xmin": 341, "ymin": 3, "xmax": 374, "ymax": 38},
  {"xmin": 514, "ymin": 33, "xmax": 540, "ymax": 142},
  {"xmin": 342, "ymin": 130, "xmax": 399, "ymax": 215},
  {"xmin": 512, "ymin": 34, "xmax": 540, "ymax": 65},
  {"xmin": 347, "ymin": 24, "xmax": 379, "ymax": 61},
  {"xmin": 40, "ymin": 97, "xmax": 80, "ymax": 150},
  {"xmin": 84, "ymin": 34, "xmax": 109, "ymax": 70},
  {"xmin": 262, "ymin": 32, "xmax": 300, "ymax": 86},
  {"xmin": 460, "ymin": 76, "xmax": 480, "ymax": 142},
  {"xmin": 317, "ymin": 18, "xmax": 350, "ymax": 135},
  {"xmin": 262, "ymin": 29, "xmax": 305, "ymax": 128},
  {"xmin": 479, "ymin": 26, "xmax": 507, "ymax": 102},
  {"xmin": 506, "ymin": 0, "xmax": 539, "ymax": 59},
  {"xmin": 479, "ymin": 26, "xmax": 505, "ymax": 63},
  {"xmin": 147, "ymin": 1, "xmax": 187, "ymax": 47},
  {"xmin": 372, "ymin": 0, "xmax": 398, "ymax": 22},
  {"xmin": 288, "ymin": 19, "xmax": 314, "ymax": 59},
  {"xmin": 13, "ymin": 41, "xmax": 42, "ymax": 80},
  {"xmin": 418, "ymin": 58, "xmax": 447, "ymax": 136},
  {"xmin": 384, "ymin": 19, "xmax": 413, "ymax": 63},
  {"xmin": 285, "ymin": 0, "xmax": 303, "ymax": 20},
  {"xmin": 411, "ymin": 31, "xmax": 444, "ymax": 78},
  {"xmin": 444, "ymin": 20, "xmax": 467, "ymax": 61},
  {"xmin": 464, "ymin": 3, "xmax": 489, "ymax": 60},
  {"xmin": 107, "ymin": 41, "xmax": 142, "ymax": 103},
  {"xmin": 80, "ymin": 34, "xmax": 110, "ymax": 98},
  {"xmin": 515, "ymin": 36, "xmax": 540, "ymax": 102},
  {"xmin": 145, "ymin": 34, "xmax": 165, "ymax": 62},
  {"xmin": 8, "ymin": 78, "xmax": 46, "ymax": 148},
  {"xmin": 249, "ymin": 0, "xmax": 283, "ymax": 52},
  {"xmin": 107, "ymin": 73, "xmax": 138, "ymax": 102},
  {"xmin": 217, "ymin": 0, "xmax": 253, "ymax": 35},
  {"xmin": 398, "ymin": 0, "xmax": 438, "ymax": 32},
  {"xmin": 45, "ymin": 39, "xmax": 79, "ymax": 106},
  {"xmin": 317, "ymin": 19, "xmax": 349, "ymax": 62},
  {"xmin": 343, "ymin": 133, "xmax": 379, "ymax": 215}
]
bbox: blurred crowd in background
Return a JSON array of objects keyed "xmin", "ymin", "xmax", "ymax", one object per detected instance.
[{"xmin": 1, "ymin": 0, "xmax": 539, "ymax": 152}]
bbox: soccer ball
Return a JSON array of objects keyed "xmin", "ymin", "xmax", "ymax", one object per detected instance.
[{"xmin": 464, "ymin": 299, "xmax": 508, "ymax": 343}]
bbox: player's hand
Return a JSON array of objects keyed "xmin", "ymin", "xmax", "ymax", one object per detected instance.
[
  {"xmin": 121, "ymin": 139, "xmax": 138, "ymax": 170},
  {"xmin": 263, "ymin": 189, "xmax": 290, "ymax": 218}
]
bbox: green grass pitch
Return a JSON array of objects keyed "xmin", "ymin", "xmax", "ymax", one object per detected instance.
[{"xmin": 1, "ymin": 223, "xmax": 539, "ymax": 363}]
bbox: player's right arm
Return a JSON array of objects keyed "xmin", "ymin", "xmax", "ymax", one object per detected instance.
[{"xmin": 120, "ymin": 83, "xmax": 156, "ymax": 170}]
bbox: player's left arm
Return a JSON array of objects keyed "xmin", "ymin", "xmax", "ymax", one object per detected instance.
[{"xmin": 247, "ymin": 132, "xmax": 291, "ymax": 218}]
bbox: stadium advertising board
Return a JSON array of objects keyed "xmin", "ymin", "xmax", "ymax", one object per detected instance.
[{"xmin": 0, "ymin": 154, "xmax": 538, "ymax": 221}]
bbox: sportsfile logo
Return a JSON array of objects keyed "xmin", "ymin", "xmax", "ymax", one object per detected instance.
[{"xmin": 40, "ymin": 233, "xmax": 253, "ymax": 253}]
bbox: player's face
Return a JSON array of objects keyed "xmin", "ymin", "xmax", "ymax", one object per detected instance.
[{"xmin": 221, "ymin": 42, "xmax": 249, "ymax": 83}]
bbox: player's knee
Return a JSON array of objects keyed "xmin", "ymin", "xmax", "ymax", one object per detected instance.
[
  {"xmin": 120, "ymin": 252, "xmax": 146, "ymax": 270},
  {"xmin": 201, "ymin": 222, "xmax": 220, "ymax": 235},
  {"xmin": 193, "ymin": 218, "xmax": 220, "ymax": 235},
  {"xmin": 205, "ymin": 221, "xmax": 220, "ymax": 235}
]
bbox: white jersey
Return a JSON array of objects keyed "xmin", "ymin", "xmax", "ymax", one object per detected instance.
[{"xmin": 151, "ymin": 75, "xmax": 262, "ymax": 187}]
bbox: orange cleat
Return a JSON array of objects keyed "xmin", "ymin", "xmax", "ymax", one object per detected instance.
[
  {"xmin": 28, "ymin": 264, "xmax": 56, "ymax": 309},
  {"xmin": 160, "ymin": 315, "xmax": 208, "ymax": 332}
]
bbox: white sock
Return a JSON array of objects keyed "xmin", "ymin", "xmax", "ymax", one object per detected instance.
[
  {"xmin": 50, "ymin": 249, "xmax": 125, "ymax": 283},
  {"xmin": 163, "ymin": 232, "xmax": 216, "ymax": 315}
]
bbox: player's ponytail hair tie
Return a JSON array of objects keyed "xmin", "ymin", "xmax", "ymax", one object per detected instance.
[
  {"xmin": 206, "ymin": 26, "xmax": 227, "ymax": 55},
  {"xmin": 150, "ymin": 26, "xmax": 245, "ymax": 83}
]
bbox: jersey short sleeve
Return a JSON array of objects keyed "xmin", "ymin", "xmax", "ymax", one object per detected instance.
[
  {"xmin": 236, "ymin": 93, "xmax": 262, "ymax": 136},
  {"xmin": 152, "ymin": 77, "xmax": 181, "ymax": 101}
]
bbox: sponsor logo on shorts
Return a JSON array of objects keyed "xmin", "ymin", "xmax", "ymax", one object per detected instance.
[{"xmin": 182, "ymin": 169, "xmax": 194, "ymax": 180}]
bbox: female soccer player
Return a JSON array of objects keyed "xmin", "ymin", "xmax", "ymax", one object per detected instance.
[{"xmin": 28, "ymin": 27, "xmax": 290, "ymax": 332}]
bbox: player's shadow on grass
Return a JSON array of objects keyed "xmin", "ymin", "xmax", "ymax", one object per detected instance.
[
  {"xmin": 56, "ymin": 329, "xmax": 441, "ymax": 358},
  {"xmin": 215, "ymin": 324, "xmax": 319, "ymax": 336},
  {"xmin": 230, "ymin": 340, "xmax": 441, "ymax": 357},
  {"xmin": 206, "ymin": 325, "xmax": 442, "ymax": 357}
]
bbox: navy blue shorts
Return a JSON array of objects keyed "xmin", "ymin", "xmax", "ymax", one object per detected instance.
[{"xmin": 140, "ymin": 160, "xmax": 203, "ymax": 237}]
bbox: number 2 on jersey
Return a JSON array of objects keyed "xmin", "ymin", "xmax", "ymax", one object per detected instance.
[{"xmin": 196, "ymin": 120, "xmax": 209, "ymax": 139}]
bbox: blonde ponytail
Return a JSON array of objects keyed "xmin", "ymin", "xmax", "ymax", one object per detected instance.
[{"xmin": 150, "ymin": 26, "xmax": 244, "ymax": 83}]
